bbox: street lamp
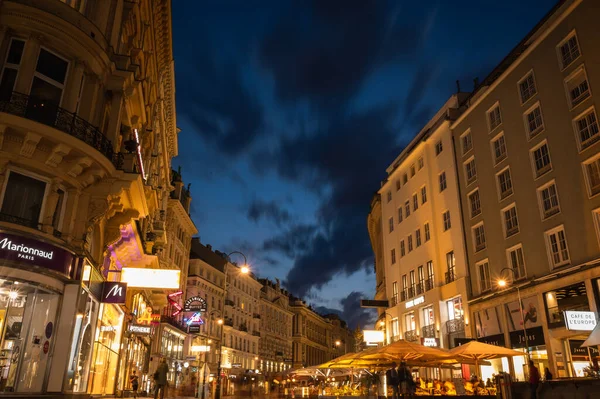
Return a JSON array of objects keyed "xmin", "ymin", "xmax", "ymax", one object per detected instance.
[
  {"xmin": 497, "ymin": 267, "xmax": 529, "ymax": 359},
  {"xmin": 215, "ymin": 251, "xmax": 249, "ymax": 399}
]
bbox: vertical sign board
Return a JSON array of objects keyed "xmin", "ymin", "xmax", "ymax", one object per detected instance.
[{"xmin": 101, "ymin": 282, "xmax": 127, "ymax": 304}]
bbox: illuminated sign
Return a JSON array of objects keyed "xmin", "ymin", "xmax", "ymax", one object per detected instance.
[
  {"xmin": 192, "ymin": 345, "xmax": 211, "ymax": 352},
  {"xmin": 133, "ymin": 128, "xmax": 146, "ymax": 180},
  {"xmin": 187, "ymin": 313, "xmax": 204, "ymax": 325},
  {"xmin": 151, "ymin": 313, "xmax": 161, "ymax": 325},
  {"xmin": 0, "ymin": 233, "xmax": 74, "ymax": 277},
  {"xmin": 421, "ymin": 337, "xmax": 439, "ymax": 347},
  {"xmin": 565, "ymin": 311, "xmax": 597, "ymax": 331},
  {"xmin": 363, "ymin": 330, "xmax": 384, "ymax": 346},
  {"xmin": 405, "ymin": 296, "xmax": 425, "ymax": 309},
  {"xmin": 129, "ymin": 324, "xmax": 152, "ymax": 335},
  {"xmin": 101, "ymin": 282, "xmax": 127, "ymax": 304},
  {"xmin": 121, "ymin": 268, "xmax": 180, "ymax": 289},
  {"xmin": 184, "ymin": 296, "xmax": 208, "ymax": 312},
  {"xmin": 168, "ymin": 291, "xmax": 183, "ymax": 316}
]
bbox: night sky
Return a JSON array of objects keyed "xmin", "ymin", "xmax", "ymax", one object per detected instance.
[{"xmin": 171, "ymin": 0, "xmax": 556, "ymax": 329}]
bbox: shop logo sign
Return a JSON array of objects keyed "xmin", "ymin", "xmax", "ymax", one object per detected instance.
[
  {"xmin": 101, "ymin": 282, "xmax": 127, "ymax": 304},
  {"xmin": 564, "ymin": 311, "xmax": 597, "ymax": 331},
  {"xmin": 0, "ymin": 237, "xmax": 54, "ymax": 261},
  {"xmin": 405, "ymin": 296, "xmax": 424, "ymax": 309},
  {"xmin": 184, "ymin": 296, "xmax": 208, "ymax": 312},
  {"xmin": 129, "ymin": 324, "xmax": 152, "ymax": 335}
]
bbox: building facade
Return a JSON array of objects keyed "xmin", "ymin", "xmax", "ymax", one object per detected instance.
[
  {"xmin": 451, "ymin": 0, "xmax": 600, "ymax": 381},
  {"xmin": 258, "ymin": 279, "xmax": 293, "ymax": 379},
  {"xmin": 377, "ymin": 94, "xmax": 471, "ymax": 351},
  {"xmin": 0, "ymin": 0, "xmax": 185, "ymax": 396}
]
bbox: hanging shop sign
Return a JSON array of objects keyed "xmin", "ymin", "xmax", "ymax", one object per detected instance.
[
  {"xmin": 151, "ymin": 313, "xmax": 161, "ymax": 325},
  {"xmin": 121, "ymin": 267, "xmax": 180, "ymax": 289},
  {"xmin": 129, "ymin": 324, "xmax": 152, "ymax": 335},
  {"xmin": 184, "ymin": 296, "xmax": 208, "ymax": 312},
  {"xmin": 477, "ymin": 334, "xmax": 506, "ymax": 347},
  {"xmin": 509, "ymin": 326, "xmax": 545, "ymax": 349},
  {"xmin": 188, "ymin": 325, "xmax": 201, "ymax": 333},
  {"xmin": 569, "ymin": 340, "xmax": 599, "ymax": 357},
  {"xmin": 0, "ymin": 233, "xmax": 74, "ymax": 277},
  {"xmin": 564, "ymin": 311, "xmax": 597, "ymax": 331},
  {"xmin": 421, "ymin": 337, "xmax": 440, "ymax": 347},
  {"xmin": 100, "ymin": 282, "xmax": 127, "ymax": 304},
  {"xmin": 168, "ymin": 291, "xmax": 183, "ymax": 316},
  {"xmin": 363, "ymin": 330, "xmax": 384, "ymax": 346},
  {"xmin": 405, "ymin": 296, "xmax": 425, "ymax": 309}
]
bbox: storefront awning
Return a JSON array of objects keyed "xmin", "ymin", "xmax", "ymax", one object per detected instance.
[{"xmin": 582, "ymin": 322, "xmax": 600, "ymax": 347}]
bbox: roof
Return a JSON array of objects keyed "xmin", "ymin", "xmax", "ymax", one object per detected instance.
[{"xmin": 189, "ymin": 238, "xmax": 226, "ymax": 273}]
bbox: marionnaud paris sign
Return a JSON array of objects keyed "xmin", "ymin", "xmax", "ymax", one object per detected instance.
[
  {"xmin": 564, "ymin": 311, "xmax": 597, "ymax": 331},
  {"xmin": 0, "ymin": 233, "xmax": 74, "ymax": 276}
]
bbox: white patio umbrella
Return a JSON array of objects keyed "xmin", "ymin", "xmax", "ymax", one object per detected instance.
[{"xmin": 582, "ymin": 322, "xmax": 600, "ymax": 347}]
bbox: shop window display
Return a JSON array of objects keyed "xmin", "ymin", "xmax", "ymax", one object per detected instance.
[
  {"xmin": 88, "ymin": 303, "xmax": 123, "ymax": 395},
  {"xmin": 544, "ymin": 282, "xmax": 589, "ymax": 328}
]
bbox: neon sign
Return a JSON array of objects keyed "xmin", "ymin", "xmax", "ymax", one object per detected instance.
[
  {"xmin": 186, "ymin": 313, "xmax": 204, "ymax": 325},
  {"xmin": 133, "ymin": 128, "xmax": 146, "ymax": 180},
  {"xmin": 167, "ymin": 291, "xmax": 183, "ymax": 316}
]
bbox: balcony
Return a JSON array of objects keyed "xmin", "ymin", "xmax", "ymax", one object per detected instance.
[
  {"xmin": 160, "ymin": 315, "xmax": 186, "ymax": 332},
  {"xmin": 404, "ymin": 330, "xmax": 418, "ymax": 342},
  {"xmin": 225, "ymin": 299, "xmax": 234, "ymax": 307},
  {"xmin": 425, "ymin": 279, "xmax": 435, "ymax": 292},
  {"xmin": 239, "ymin": 324, "xmax": 248, "ymax": 332},
  {"xmin": 252, "ymin": 330, "xmax": 260, "ymax": 337},
  {"xmin": 0, "ymin": 92, "xmax": 122, "ymax": 169},
  {"xmin": 253, "ymin": 313, "xmax": 261, "ymax": 319},
  {"xmin": 224, "ymin": 318, "xmax": 234, "ymax": 327},
  {"xmin": 445, "ymin": 271, "xmax": 456, "ymax": 285},
  {"xmin": 0, "ymin": 213, "xmax": 63, "ymax": 238},
  {"xmin": 390, "ymin": 296, "xmax": 398, "ymax": 307},
  {"xmin": 422, "ymin": 324, "xmax": 435, "ymax": 338},
  {"xmin": 400, "ymin": 290, "xmax": 407, "ymax": 302},
  {"xmin": 446, "ymin": 317, "xmax": 465, "ymax": 334},
  {"xmin": 408, "ymin": 286, "xmax": 416, "ymax": 299},
  {"xmin": 416, "ymin": 282, "xmax": 424, "ymax": 295}
]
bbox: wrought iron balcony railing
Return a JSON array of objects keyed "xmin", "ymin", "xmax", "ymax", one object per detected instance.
[
  {"xmin": 0, "ymin": 92, "xmax": 123, "ymax": 169},
  {"xmin": 445, "ymin": 271, "xmax": 456, "ymax": 284},
  {"xmin": 425, "ymin": 278, "xmax": 435, "ymax": 291},
  {"xmin": 404, "ymin": 330, "xmax": 418, "ymax": 342},
  {"xmin": 446, "ymin": 317, "xmax": 465, "ymax": 334},
  {"xmin": 422, "ymin": 324, "xmax": 436, "ymax": 338}
]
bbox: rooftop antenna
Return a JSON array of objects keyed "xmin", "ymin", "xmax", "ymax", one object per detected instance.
[{"xmin": 456, "ymin": 80, "xmax": 461, "ymax": 93}]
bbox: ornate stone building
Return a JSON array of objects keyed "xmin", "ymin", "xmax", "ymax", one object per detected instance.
[{"xmin": 0, "ymin": 0, "xmax": 184, "ymax": 396}]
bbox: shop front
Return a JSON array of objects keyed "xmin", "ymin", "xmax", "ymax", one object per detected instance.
[
  {"xmin": 155, "ymin": 325, "xmax": 186, "ymax": 390},
  {"xmin": 0, "ymin": 231, "xmax": 75, "ymax": 394},
  {"xmin": 473, "ymin": 305, "xmax": 512, "ymax": 381}
]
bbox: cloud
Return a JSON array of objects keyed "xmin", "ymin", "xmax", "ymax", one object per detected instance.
[
  {"xmin": 262, "ymin": 224, "xmax": 318, "ymax": 258},
  {"xmin": 246, "ymin": 199, "xmax": 292, "ymax": 227},
  {"xmin": 315, "ymin": 291, "xmax": 377, "ymax": 330}
]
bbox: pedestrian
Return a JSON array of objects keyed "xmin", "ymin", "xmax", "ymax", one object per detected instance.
[
  {"xmin": 544, "ymin": 367, "xmax": 553, "ymax": 381},
  {"xmin": 130, "ymin": 370, "xmax": 139, "ymax": 398},
  {"xmin": 398, "ymin": 362, "xmax": 412, "ymax": 397},
  {"xmin": 154, "ymin": 358, "xmax": 169, "ymax": 399},
  {"xmin": 386, "ymin": 362, "xmax": 399, "ymax": 399},
  {"xmin": 529, "ymin": 360, "xmax": 540, "ymax": 399}
]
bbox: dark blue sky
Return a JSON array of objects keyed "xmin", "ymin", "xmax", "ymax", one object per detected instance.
[{"xmin": 172, "ymin": 0, "xmax": 557, "ymax": 329}]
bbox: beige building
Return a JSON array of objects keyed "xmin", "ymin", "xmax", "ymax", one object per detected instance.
[
  {"xmin": 258, "ymin": 279, "xmax": 293, "ymax": 377},
  {"xmin": 0, "ymin": 0, "xmax": 181, "ymax": 396},
  {"xmin": 451, "ymin": 0, "xmax": 600, "ymax": 381},
  {"xmin": 367, "ymin": 194, "xmax": 387, "ymax": 322},
  {"xmin": 378, "ymin": 94, "xmax": 471, "ymax": 351}
]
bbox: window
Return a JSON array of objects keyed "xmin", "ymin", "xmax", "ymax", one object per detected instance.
[
  {"xmin": 392, "ymin": 282, "xmax": 399, "ymax": 305},
  {"xmin": 403, "ymin": 174, "xmax": 408, "ymax": 184},
  {"xmin": 435, "ymin": 140, "xmax": 443, "ymax": 155},
  {"xmin": 469, "ymin": 189, "xmax": 481, "ymax": 218},
  {"xmin": 31, "ymin": 48, "xmax": 69, "ymax": 106},
  {"xmin": 439, "ymin": 172, "xmax": 447, "ymax": 192},
  {"xmin": 507, "ymin": 245, "xmax": 526, "ymax": 280},
  {"xmin": 387, "ymin": 191, "xmax": 392, "ymax": 203},
  {"xmin": 402, "ymin": 274, "xmax": 408, "ymax": 298},
  {"xmin": 531, "ymin": 141, "xmax": 552, "ymax": 178},
  {"xmin": 464, "ymin": 157, "xmax": 477, "ymax": 185},
  {"xmin": 497, "ymin": 168, "xmax": 513, "ymax": 200},
  {"xmin": 447, "ymin": 297, "xmax": 463, "ymax": 320},
  {"xmin": 585, "ymin": 156, "xmax": 600, "ymax": 196},
  {"xmin": 491, "ymin": 133, "xmax": 507, "ymax": 164},
  {"xmin": 0, "ymin": 171, "xmax": 47, "ymax": 225},
  {"xmin": 558, "ymin": 32, "xmax": 580, "ymax": 69},
  {"xmin": 442, "ymin": 210, "xmax": 451, "ymax": 231},
  {"xmin": 538, "ymin": 181, "xmax": 560, "ymax": 219},
  {"xmin": 391, "ymin": 249, "xmax": 396, "ymax": 265},
  {"xmin": 405, "ymin": 313, "xmax": 416, "ymax": 332},
  {"xmin": 400, "ymin": 240, "xmax": 406, "ymax": 257},
  {"xmin": 398, "ymin": 207, "xmax": 403, "ymax": 224},
  {"xmin": 446, "ymin": 251, "xmax": 456, "ymax": 283},
  {"xmin": 418, "ymin": 157, "xmax": 424, "ymax": 170},
  {"xmin": 461, "ymin": 130, "xmax": 473, "ymax": 155},
  {"xmin": 518, "ymin": 71, "xmax": 537, "ymax": 103},
  {"xmin": 388, "ymin": 217, "xmax": 394, "ymax": 233},
  {"xmin": 396, "ymin": 180, "xmax": 401, "ymax": 191},
  {"xmin": 0, "ymin": 39, "xmax": 25, "ymax": 100},
  {"xmin": 545, "ymin": 226, "xmax": 570, "ymax": 267},
  {"xmin": 409, "ymin": 270, "xmax": 416, "ymax": 293},
  {"xmin": 473, "ymin": 223, "xmax": 486, "ymax": 252},
  {"xmin": 574, "ymin": 108, "xmax": 600, "ymax": 150},
  {"xmin": 487, "ymin": 104, "xmax": 502, "ymax": 131},
  {"xmin": 502, "ymin": 205, "xmax": 520, "ymax": 238},
  {"xmin": 424, "ymin": 223, "xmax": 430, "ymax": 241},
  {"xmin": 565, "ymin": 66, "xmax": 591, "ymax": 108},
  {"xmin": 478, "ymin": 261, "xmax": 491, "ymax": 292},
  {"xmin": 421, "ymin": 186, "xmax": 427, "ymax": 204},
  {"xmin": 415, "ymin": 229, "xmax": 421, "ymax": 247},
  {"xmin": 391, "ymin": 318, "xmax": 400, "ymax": 337},
  {"xmin": 407, "ymin": 235, "xmax": 413, "ymax": 252},
  {"xmin": 423, "ymin": 306, "xmax": 434, "ymax": 327},
  {"xmin": 426, "ymin": 261, "xmax": 434, "ymax": 286},
  {"xmin": 405, "ymin": 201, "xmax": 410, "ymax": 217},
  {"xmin": 410, "ymin": 164, "xmax": 416, "ymax": 177},
  {"xmin": 412, "ymin": 194, "xmax": 418, "ymax": 211},
  {"xmin": 524, "ymin": 104, "xmax": 544, "ymax": 139},
  {"xmin": 418, "ymin": 266, "xmax": 425, "ymax": 292}
]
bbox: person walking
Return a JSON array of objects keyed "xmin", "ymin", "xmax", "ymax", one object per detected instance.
[
  {"xmin": 130, "ymin": 370, "xmax": 139, "ymax": 398},
  {"xmin": 154, "ymin": 358, "xmax": 169, "ymax": 399},
  {"xmin": 385, "ymin": 362, "xmax": 399, "ymax": 399},
  {"xmin": 398, "ymin": 362, "xmax": 413, "ymax": 397},
  {"xmin": 529, "ymin": 360, "xmax": 540, "ymax": 399},
  {"xmin": 544, "ymin": 367, "xmax": 553, "ymax": 381}
]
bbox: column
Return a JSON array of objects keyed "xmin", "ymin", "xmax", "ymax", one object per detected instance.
[
  {"xmin": 14, "ymin": 34, "xmax": 41, "ymax": 94},
  {"xmin": 61, "ymin": 60, "xmax": 85, "ymax": 114},
  {"xmin": 77, "ymin": 73, "xmax": 101, "ymax": 123},
  {"xmin": 47, "ymin": 284, "xmax": 80, "ymax": 392}
]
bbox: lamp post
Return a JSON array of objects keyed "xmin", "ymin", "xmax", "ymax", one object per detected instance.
[
  {"xmin": 215, "ymin": 251, "xmax": 249, "ymax": 399},
  {"xmin": 497, "ymin": 267, "xmax": 529, "ymax": 359}
]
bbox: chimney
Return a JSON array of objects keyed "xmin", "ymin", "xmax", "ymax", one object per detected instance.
[
  {"xmin": 473, "ymin": 77, "xmax": 480, "ymax": 89},
  {"xmin": 206, "ymin": 244, "xmax": 212, "ymax": 250}
]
